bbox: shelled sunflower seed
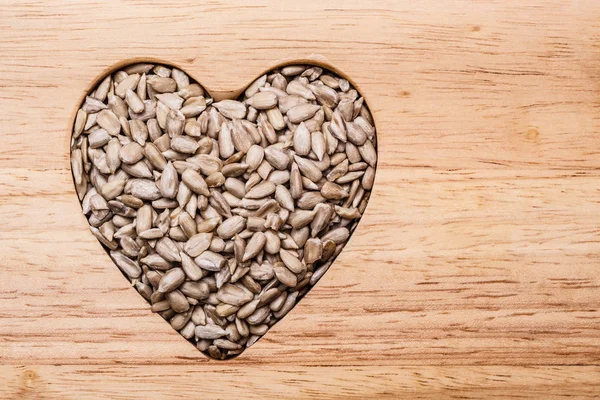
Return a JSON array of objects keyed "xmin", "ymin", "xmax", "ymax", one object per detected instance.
[{"xmin": 71, "ymin": 63, "xmax": 377, "ymax": 359}]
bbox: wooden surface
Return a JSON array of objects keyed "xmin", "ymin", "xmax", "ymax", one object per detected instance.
[{"xmin": 1, "ymin": 0, "xmax": 600, "ymax": 398}]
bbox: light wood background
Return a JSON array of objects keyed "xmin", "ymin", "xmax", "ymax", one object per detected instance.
[{"xmin": 1, "ymin": 0, "xmax": 600, "ymax": 398}]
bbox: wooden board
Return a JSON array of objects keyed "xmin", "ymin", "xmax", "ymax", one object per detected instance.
[{"xmin": 1, "ymin": 0, "xmax": 600, "ymax": 397}]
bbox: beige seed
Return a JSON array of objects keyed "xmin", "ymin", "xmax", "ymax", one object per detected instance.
[
  {"xmin": 311, "ymin": 131, "xmax": 326, "ymax": 161},
  {"xmin": 264, "ymin": 231, "xmax": 281, "ymax": 255},
  {"xmin": 181, "ymin": 281, "xmax": 210, "ymax": 300},
  {"xmin": 197, "ymin": 217, "xmax": 220, "ymax": 233},
  {"xmin": 195, "ymin": 324, "xmax": 227, "ymax": 339},
  {"xmin": 180, "ymin": 96, "xmax": 207, "ymax": 117},
  {"xmin": 166, "ymin": 290, "xmax": 190, "ymax": 313},
  {"xmin": 336, "ymin": 170, "xmax": 365, "ymax": 184},
  {"xmin": 244, "ymin": 74, "xmax": 267, "ymax": 98},
  {"xmin": 88, "ymin": 128, "xmax": 111, "ymax": 148},
  {"xmin": 346, "ymin": 122, "xmax": 367, "ymax": 146},
  {"xmin": 129, "ymin": 119, "xmax": 149, "ymax": 145},
  {"xmin": 166, "ymin": 110, "xmax": 185, "ymax": 137},
  {"xmin": 100, "ymin": 179, "xmax": 125, "ymax": 200},
  {"xmin": 311, "ymin": 84, "xmax": 339, "ymax": 107},
  {"xmin": 237, "ymin": 298, "xmax": 260, "ymax": 319},
  {"xmin": 268, "ymin": 170, "xmax": 290, "ymax": 185},
  {"xmin": 171, "ymin": 135, "xmax": 199, "ymax": 154},
  {"xmin": 195, "ymin": 251, "xmax": 227, "ymax": 271},
  {"xmin": 158, "ymin": 268, "xmax": 186, "ymax": 293},
  {"xmin": 94, "ymin": 75, "xmax": 112, "ymax": 102},
  {"xmin": 115, "ymin": 74, "xmax": 140, "ymax": 98},
  {"xmin": 213, "ymin": 100, "xmax": 247, "ymax": 119},
  {"xmin": 188, "ymin": 154, "xmax": 223, "ymax": 176},
  {"xmin": 245, "ymin": 181, "xmax": 275, "ymax": 199},
  {"xmin": 242, "ymin": 232, "xmax": 266, "ymax": 262},
  {"xmin": 264, "ymin": 146, "xmax": 289, "ymax": 170},
  {"xmin": 143, "ymin": 142, "xmax": 167, "ymax": 171},
  {"xmin": 217, "ymin": 284, "xmax": 253, "ymax": 306},
  {"xmin": 216, "ymin": 303, "xmax": 239, "ymax": 317},
  {"xmin": 321, "ymin": 227, "xmax": 350, "ymax": 244},
  {"xmin": 304, "ymin": 238, "xmax": 322, "ymax": 263},
  {"xmin": 311, "ymin": 203, "xmax": 333, "ymax": 237},
  {"xmin": 217, "ymin": 215, "xmax": 246, "ymax": 239},
  {"xmin": 272, "ymin": 185, "xmax": 293, "ymax": 212},
  {"xmin": 329, "ymin": 110, "xmax": 347, "ymax": 142},
  {"xmin": 206, "ymin": 171, "xmax": 226, "ymax": 187},
  {"xmin": 281, "ymin": 65, "xmax": 306, "ymax": 76},
  {"xmin": 128, "ymin": 99, "xmax": 157, "ymax": 121},
  {"xmin": 249, "ymin": 262, "xmax": 274, "ymax": 281},
  {"xmin": 338, "ymin": 99, "xmax": 354, "ymax": 121},
  {"xmin": 182, "ymin": 169, "xmax": 210, "ymax": 196},
  {"xmin": 271, "ymin": 73, "xmax": 288, "ymax": 91},
  {"xmin": 125, "ymin": 88, "xmax": 145, "ymax": 113},
  {"xmin": 289, "ymin": 163, "xmax": 303, "ymax": 200},
  {"xmin": 358, "ymin": 139, "xmax": 377, "ymax": 167},
  {"xmin": 73, "ymin": 109, "xmax": 87, "ymax": 139},
  {"xmin": 209, "ymin": 190, "xmax": 232, "ymax": 218},
  {"xmin": 273, "ymin": 262, "xmax": 297, "ymax": 287},
  {"xmin": 158, "ymin": 162, "xmax": 178, "ymax": 199},
  {"xmin": 266, "ymin": 107, "xmax": 286, "ymax": 130},
  {"xmin": 129, "ymin": 179, "xmax": 161, "ymax": 200},
  {"xmin": 246, "ymin": 306, "xmax": 270, "ymax": 325},
  {"xmin": 70, "ymin": 149, "xmax": 83, "ymax": 185},
  {"xmin": 218, "ymin": 122, "xmax": 235, "ymax": 159},
  {"xmin": 184, "ymin": 232, "xmax": 213, "ymax": 257},
  {"xmin": 279, "ymin": 248, "xmax": 306, "ymax": 273},
  {"xmin": 297, "ymin": 191, "xmax": 326, "ymax": 210},
  {"xmin": 362, "ymin": 166, "xmax": 375, "ymax": 190},
  {"xmin": 222, "ymin": 163, "xmax": 249, "ymax": 178},
  {"xmin": 177, "ymin": 83, "xmax": 204, "ymax": 100},
  {"xmin": 137, "ymin": 73, "xmax": 147, "ymax": 100},
  {"xmin": 147, "ymin": 75, "xmax": 177, "ymax": 93},
  {"xmin": 110, "ymin": 251, "xmax": 141, "ymax": 279},
  {"xmin": 257, "ymin": 113, "xmax": 278, "ymax": 144},
  {"xmin": 286, "ymin": 80, "xmax": 315, "ymax": 100},
  {"xmin": 156, "ymin": 237, "xmax": 182, "ymax": 262},
  {"xmin": 293, "ymin": 155, "xmax": 322, "ymax": 182},
  {"xmin": 321, "ymin": 181, "xmax": 348, "ymax": 200},
  {"xmin": 278, "ymin": 95, "xmax": 307, "ymax": 114},
  {"xmin": 286, "ymin": 103, "xmax": 321, "ymax": 124},
  {"xmin": 245, "ymin": 145, "xmax": 264, "ymax": 172},
  {"xmin": 335, "ymin": 205, "xmax": 361, "ymax": 219},
  {"xmin": 293, "ymin": 122, "xmax": 311, "ymax": 156},
  {"xmin": 230, "ymin": 121, "xmax": 254, "ymax": 153},
  {"xmin": 155, "ymin": 93, "xmax": 184, "ymax": 110},
  {"xmin": 119, "ymin": 142, "xmax": 144, "ymax": 164},
  {"xmin": 248, "ymin": 91, "xmax": 278, "ymax": 110},
  {"xmin": 107, "ymin": 93, "xmax": 128, "ymax": 119},
  {"xmin": 105, "ymin": 138, "xmax": 121, "ymax": 173},
  {"xmin": 327, "ymin": 159, "xmax": 348, "ymax": 182}
]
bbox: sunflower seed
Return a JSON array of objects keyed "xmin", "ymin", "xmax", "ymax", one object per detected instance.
[
  {"xmin": 72, "ymin": 63, "xmax": 376, "ymax": 359},
  {"xmin": 184, "ymin": 232, "xmax": 213, "ymax": 257},
  {"xmin": 214, "ymin": 100, "xmax": 247, "ymax": 119}
]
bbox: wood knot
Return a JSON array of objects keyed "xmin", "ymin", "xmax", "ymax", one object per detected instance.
[
  {"xmin": 22, "ymin": 369, "xmax": 37, "ymax": 388},
  {"xmin": 470, "ymin": 25, "xmax": 481, "ymax": 32},
  {"xmin": 526, "ymin": 127, "xmax": 540, "ymax": 139}
]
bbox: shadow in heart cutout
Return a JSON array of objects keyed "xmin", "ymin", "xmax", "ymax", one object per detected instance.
[{"xmin": 70, "ymin": 60, "xmax": 378, "ymax": 359}]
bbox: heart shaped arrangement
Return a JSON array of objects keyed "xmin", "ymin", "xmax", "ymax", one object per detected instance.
[{"xmin": 70, "ymin": 61, "xmax": 377, "ymax": 359}]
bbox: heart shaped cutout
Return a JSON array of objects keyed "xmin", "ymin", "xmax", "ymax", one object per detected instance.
[{"xmin": 70, "ymin": 61, "xmax": 377, "ymax": 359}]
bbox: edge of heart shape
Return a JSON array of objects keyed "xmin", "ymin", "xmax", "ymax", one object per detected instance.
[{"xmin": 68, "ymin": 57, "xmax": 379, "ymax": 360}]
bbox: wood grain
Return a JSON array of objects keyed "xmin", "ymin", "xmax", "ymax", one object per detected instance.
[
  {"xmin": 1, "ymin": 0, "xmax": 600, "ymax": 397},
  {"xmin": 2, "ymin": 366, "xmax": 600, "ymax": 399}
]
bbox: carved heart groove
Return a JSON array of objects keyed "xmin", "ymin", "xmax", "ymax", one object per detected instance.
[{"xmin": 70, "ymin": 60, "xmax": 377, "ymax": 359}]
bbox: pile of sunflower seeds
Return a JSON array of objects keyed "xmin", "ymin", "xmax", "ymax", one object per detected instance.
[{"xmin": 70, "ymin": 63, "xmax": 376, "ymax": 359}]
